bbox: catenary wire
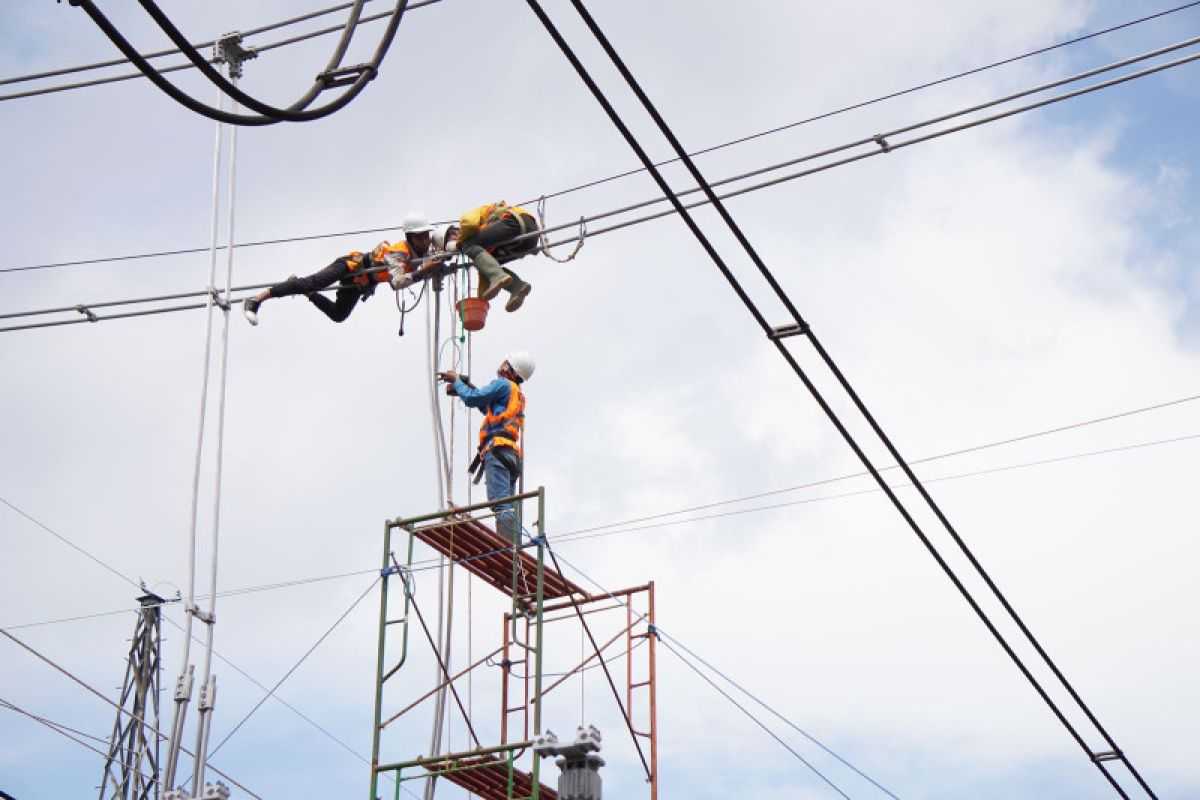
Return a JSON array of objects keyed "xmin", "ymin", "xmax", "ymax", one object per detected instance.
[
  {"xmin": 0, "ymin": 696, "xmax": 164, "ymax": 793},
  {"xmin": 0, "ymin": 0, "xmax": 444, "ymax": 106},
  {"xmin": 62, "ymin": 0, "xmax": 408, "ymax": 126},
  {"xmin": 531, "ymin": 1, "xmax": 1155, "ymax": 796},
  {"xmin": 658, "ymin": 639, "xmax": 854, "ymax": 799},
  {"xmin": 0, "ymin": 495, "xmax": 406, "ymax": 794},
  {"xmin": 4, "ymin": 33, "xmax": 1200, "ymax": 331},
  {"xmin": 4, "ymin": 7, "xmax": 1197, "ymax": 272},
  {"xmin": 547, "ymin": 545, "xmax": 895, "ymax": 800},
  {"xmin": 199, "ymin": 576, "xmax": 380, "ymax": 759},
  {"xmin": 0, "ymin": 628, "xmax": 262, "ymax": 799},
  {"xmin": 10, "ymin": 420, "xmax": 1196, "ymax": 632}
]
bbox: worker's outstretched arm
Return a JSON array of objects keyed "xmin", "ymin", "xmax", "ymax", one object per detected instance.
[{"xmin": 451, "ymin": 377, "xmax": 508, "ymax": 410}]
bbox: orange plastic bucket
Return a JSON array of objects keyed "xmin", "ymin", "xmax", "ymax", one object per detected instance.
[{"xmin": 457, "ymin": 297, "xmax": 490, "ymax": 331}]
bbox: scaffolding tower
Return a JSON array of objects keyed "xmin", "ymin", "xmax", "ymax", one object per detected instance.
[
  {"xmin": 99, "ymin": 591, "xmax": 164, "ymax": 800},
  {"xmin": 369, "ymin": 488, "xmax": 659, "ymax": 800}
]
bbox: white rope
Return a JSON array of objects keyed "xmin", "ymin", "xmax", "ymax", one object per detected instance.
[{"xmin": 536, "ymin": 195, "xmax": 585, "ymax": 263}]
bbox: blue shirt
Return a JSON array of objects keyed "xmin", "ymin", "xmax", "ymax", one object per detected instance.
[{"xmin": 453, "ymin": 377, "xmax": 515, "ymax": 416}]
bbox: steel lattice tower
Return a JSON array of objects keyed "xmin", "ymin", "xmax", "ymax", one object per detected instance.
[{"xmin": 99, "ymin": 592, "xmax": 164, "ymax": 800}]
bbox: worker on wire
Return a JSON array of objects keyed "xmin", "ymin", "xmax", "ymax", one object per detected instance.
[
  {"xmin": 242, "ymin": 212, "xmax": 446, "ymax": 326},
  {"xmin": 441, "ymin": 201, "xmax": 536, "ymax": 313},
  {"xmin": 438, "ymin": 352, "xmax": 535, "ymax": 542}
]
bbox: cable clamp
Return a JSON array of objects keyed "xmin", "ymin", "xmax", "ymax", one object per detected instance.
[
  {"xmin": 208, "ymin": 288, "xmax": 231, "ymax": 311},
  {"xmin": 528, "ymin": 535, "xmax": 548, "ymax": 547},
  {"xmin": 213, "ymin": 32, "xmax": 257, "ymax": 80},
  {"xmin": 767, "ymin": 321, "xmax": 809, "ymax": 340},
  {"xmin": 1091, "ymin": 750, "xmax": 1123, "ymax": 763},
  {"xmin": 188, "ymin": 605, "xmax": 215, "ymax": 625},
  {"xmin": 380, "ymin": 564, "xmax": 406, "ymax": 579},
  {"xmin": 74, "ymin": 304, "xmax": 98, "ymax": 323},
  {"xmin": 319, "ymin": 63, "xmax": 378, "ymax": 89},
  {"xmin": 873, "ymin": 134, "xmax": 892, "ymax": 153},
  {"xmin": 646, "ymin": 624, "xmax": 658, "ymax": 639}
]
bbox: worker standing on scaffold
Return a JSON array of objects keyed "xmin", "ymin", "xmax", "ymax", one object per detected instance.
[
  {"xmin": 441, "ymin": 201, "xmax": 536, "ymax": 313},
  {"xmin": 438, "ymin": 352, "xmax": 535, "ymax": 542},
  {"xmin": 242, "ymin": 212, "xmax": 446, "ymax": 326}
]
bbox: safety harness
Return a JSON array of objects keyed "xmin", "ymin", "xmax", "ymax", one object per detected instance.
[{"xmin": 468, "ymin": 379, "xmax": 525, "ymax": 483}]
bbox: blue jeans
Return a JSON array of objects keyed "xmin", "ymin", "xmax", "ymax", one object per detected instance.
[{"xmin": 485, "ymin": 448, "xmax": 521, "ymax": 542}]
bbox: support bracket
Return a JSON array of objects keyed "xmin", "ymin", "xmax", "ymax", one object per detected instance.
[{"xmin": 213, "ymin": 32, "xmax": 257, "ymax": 81}]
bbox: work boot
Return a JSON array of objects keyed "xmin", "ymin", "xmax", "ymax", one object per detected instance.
[
  {"xmin": 504, "ymin": 278, "xmax": 532, "ymax": 313},
  {"xmin": 466, "ymin": 245, "xmax": 511, "ymax": 300},
  {"xmin": 243, "ymin": 297, "xmax": 261, "ymax": 326}
]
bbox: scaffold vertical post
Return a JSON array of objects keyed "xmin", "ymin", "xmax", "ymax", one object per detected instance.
[
  {"xmin": 370, "ymin": 520, "xmax": 393, "ymax": 800},
  {"xmin": 648, "ymin": 580, "xmax": 658, "ymax": 800},
  {"xmin": 532, "ymin": 486, "xmax": 547, "ymax": 799}
]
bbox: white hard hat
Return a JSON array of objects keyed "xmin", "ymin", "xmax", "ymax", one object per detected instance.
[
  {"xmin": 402, "ymin": 211, "xmax": 434, "ymax": 235},
  {"xmin": 505, "ymin": 351, "xmax": 535, "ymax": 382}
]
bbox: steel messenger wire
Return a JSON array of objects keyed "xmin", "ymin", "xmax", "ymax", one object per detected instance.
[
  {"xmin": 4, "ymin": 32, "xmax": 1200, "ymax": 332},
  {"xmin": 0, "ymin": 0, "xmax": 445, "ymax": 105},
  {"xmin": 542, "ymin": 541, "xmax": 892, "ymax": 799},
  {"xmin": 65, "ymin": 0, "xmax": 412, "ymax": 126},
  {"xmin": 4, "ymin": 4, "xmax": 1199, "ymax": 272},
  {"xmin": 0, "ymin": 627, "xmax": 263, "ymax": 800},
  {"xmin": 8, "ymin": 404, "xmax": 1200, "ymax": 631},
  {"xmin": 0, "ymin": 696, "xmax": 164, "ymax": 793},
  {"xmin": 529, "ymin": 0, "xmax": 1156, "ymax": 797}
]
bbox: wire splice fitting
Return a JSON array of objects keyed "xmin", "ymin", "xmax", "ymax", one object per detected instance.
[
  {"xmin": 74, "ymin": 304, "xmax": 98, "ymax": 322},
  {"xmin": 209, "ymin": 288, "xmax": 231, "ymax": 311},
  {"xmin": 768, "ymin": 321, "xmax": 810, "ymax": 340},
  {"xmin": 318, "ymin": 63, "xmax": 378, "ymax": 89},
  {"xmin": 1091, "ymin": 750, "xmax": 1123, "ymax": 763},
  {"xmin": 873, "ymin": 134, "xmax": 892, "ymax": 153}
]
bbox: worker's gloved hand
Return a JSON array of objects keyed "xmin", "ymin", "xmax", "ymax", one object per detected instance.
[
  {"xmin": 389, "ymin": 267, "xmax": 413, "ymax": 290},
  {"xmin": 444, "ymin": 384, "xmax": 458, "ymax": 396},
  {"xmin": 445, "ymin": 239, "xmax": 459, "ymax": 253},
  {"xmin": 436, "ymin": 370, "xmax": 459, "ymax": 384}
]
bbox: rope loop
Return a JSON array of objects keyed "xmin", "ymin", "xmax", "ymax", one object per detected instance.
[{"xmin": 536, "ymin": 195, "xmax": 586, "ymax": 263}]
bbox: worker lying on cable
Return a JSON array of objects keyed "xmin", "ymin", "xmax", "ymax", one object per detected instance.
[
  {"xmin": 242, "ymin": 212, "xmax": 446, "ymax": 326},
  {"xmin": 438, "ymin": 351, "xmax": 535, "ymax": 543},
  {"xmin": 440, "ymin": 201, "xmax": 536, "ymax": 313}
]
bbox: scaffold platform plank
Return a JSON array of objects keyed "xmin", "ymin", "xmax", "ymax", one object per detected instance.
[
  {"xmin": 411, "ymin": 517, "xmax": 585, "ymax": 600},
  {"xmin": 428, "ymin": 754, "xmax": 558, "ymax": 800}
]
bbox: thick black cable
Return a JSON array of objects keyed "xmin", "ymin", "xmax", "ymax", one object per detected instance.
[
  {"xmin": 518, "ymin": 0, "xmax": 1200, "ymax": 206},
  {"xmin": 2, "ymin": 0, "xmax": 374, "ymax": 88},
  {"xmin": 9, "ymin": 28, "xmax": 1200, "ymax": 278},
  {"xmin": 132, "ymin": 0, "xmax": 372, "ymax": 120},
  {"xmin": 566, "ymin": 2, "xmax": 1159, "ymax": 793},
  {"xmin": 528, "ymin": 2, "xmax": 1149, "ymax": 797},
  {"xmin": 0, "ymin": 1, "xmax": 444, "ymax": 106},
  {"xmin": 68, "ymin": 0, "xmax": 409, "ymax": 125}
]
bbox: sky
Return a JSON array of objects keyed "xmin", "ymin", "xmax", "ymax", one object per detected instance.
[{"xmin": 1, "ymin": 1, "xmax": 1199, "ymax": 798}]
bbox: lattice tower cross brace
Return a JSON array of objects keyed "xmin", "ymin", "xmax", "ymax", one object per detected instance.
[{"xmin": 98, "ymin": 592, "xmax": 164, "ymax": 800}]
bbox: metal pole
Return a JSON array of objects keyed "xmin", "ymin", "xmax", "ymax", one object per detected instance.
[
  {"xmin": 162, "ymin": 66, "xmax": 225, "ymax": 797},
  {"xmin": 531, "ymin": 487, "xmax": 546, "ymax": 800},
  {"xmin": 191, "ymin": 70, "xmax": 241, "ymax": 797},
  {"xmin": 648, "ymin": 581, "xmax": 658, "ymax": 800},
  {"xmin": 370, "ymin": 521, "xmax": 393, "ymax": 800}
]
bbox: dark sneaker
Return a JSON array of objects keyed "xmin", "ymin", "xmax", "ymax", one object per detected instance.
[{"xmin": 505, "ymin": 280, "xmax": 532, "ymax": 312}]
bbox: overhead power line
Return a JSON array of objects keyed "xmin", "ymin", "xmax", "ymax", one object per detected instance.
[
  {"xmin": 64, "ymin": 0, "xmax": 411, "ymax": 125},
  {"xmin": 0, "ymin": 628, "xmax": 262, "ymax": 799},
  {"xmin": 8, "ymin": 391, "xmax": 1197, "ymax": 630},
  {"xmin": 528, "ymin": 1, "xmax": 1158, "ymax": 796},
  {"xmin": 0, "ymin": 0, "xmax": 445, "ymax": 106},
  {"xmin": 4, "ymin": 34, "xmax": 1200, "ymax": 333},
  {"xmin": 6, "ymin": 1, "xmax": 1199, "ymax": 274}
]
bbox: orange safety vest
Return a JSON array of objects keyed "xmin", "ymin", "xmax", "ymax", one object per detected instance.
[
  {"xmin": 344, "ymin": 241, "xmax": 412, "ymax": 287},
  {"xmin": 479, "ymin": 380, "xmax": 525, "ymax": 458}
]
